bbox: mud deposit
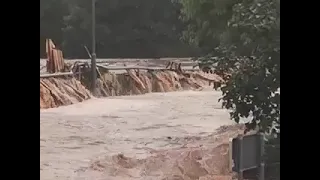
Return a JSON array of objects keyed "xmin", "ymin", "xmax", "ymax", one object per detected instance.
[{"xmin": 40, "ymin": 89, "xmax": 240, "ymax": 180}]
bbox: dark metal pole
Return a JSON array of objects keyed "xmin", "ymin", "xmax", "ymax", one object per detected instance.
[
  {"xmin": 91, "ymin": 0, "xmax": 97, "ymax": 95},
  {"xmin": 229, "ymin": 138, "xmax": 233, "ymax": 172},
  {"xmin": 259, "ymin": 133, "xmax": 265, "ymax": 180},
  {"xmin": 238, "ymin": 136, "xmax": 244, "ymax": 180}
]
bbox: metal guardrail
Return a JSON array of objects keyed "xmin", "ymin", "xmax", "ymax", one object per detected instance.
[
  {"xmin": 40, "ymin": 64, "xmax": 202, "ymax": 78},
  {"xmin": 96, "ymin": 64, "xmax": 199, "ymax": 71},
  {"xmin": 40, "ymin": 72, "xmax": 74, "ymax": 78},
  {"xmin": 230, "ymin": 134, "xmax": 280, "ymax": 180}
]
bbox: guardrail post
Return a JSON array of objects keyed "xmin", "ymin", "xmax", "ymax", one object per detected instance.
[
  {"xmin": 229, "ymin": 138, "xmax": 234, "ymax": 172},
  {"xmin": 238, "ymin": 136, "xmax": 243, "ymax": 180},
  {"xmin": 259, "ymin": 133, "xmax": 265, "ymax": 180}
]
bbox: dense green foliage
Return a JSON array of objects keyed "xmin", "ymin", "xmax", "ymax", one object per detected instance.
[
  {"xmin": 179, "ymin": 1, "xmax": 280, "ymax": 178},
  {"xmin": 40, "ymin": 0, "xmax": 198, "ymax": 58},
  {"xmin": 179, "ymin": 0, "xmax": 280, "ymax": 136}
]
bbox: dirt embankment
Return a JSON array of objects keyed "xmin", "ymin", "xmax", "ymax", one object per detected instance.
[
  {"xmin": 40, "ymin": 70, "xmax": 223, "ymax": 109},
  {"xmin": 40, "ymin": 77, "xmax": 92, "ymax": 109},
  {"xmin": 95, "ymin": 70, "xmax": 223, "ymax": 97}
]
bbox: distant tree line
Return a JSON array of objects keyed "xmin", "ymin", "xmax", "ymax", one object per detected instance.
[{"xmin": 40, "ymin": 0, "xmax": 200, "ymax": 58}]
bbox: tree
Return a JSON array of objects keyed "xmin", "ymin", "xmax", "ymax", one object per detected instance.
[
  {"xmin": 40, "ymin": 0, "xmax": 69, "ymax": 57},
  {"xmin": 40, "ymin": 0, "xmax": 198, "ymax": 58},
  {"xmin": 179, "ymin": 0, "xmax": 280, "ymax": 136}
]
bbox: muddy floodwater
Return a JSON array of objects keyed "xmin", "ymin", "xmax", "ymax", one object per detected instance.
[{"xmin": 40, "ymin": 89, "xmax": 237, "ymax": 180}]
